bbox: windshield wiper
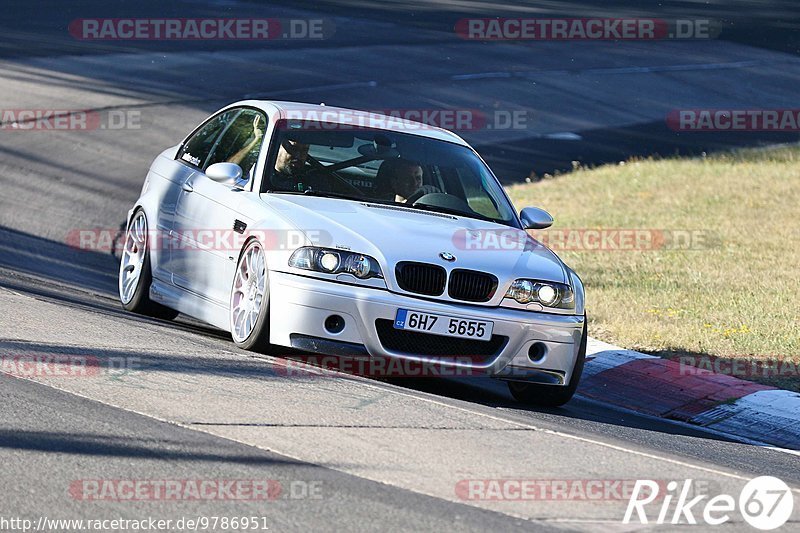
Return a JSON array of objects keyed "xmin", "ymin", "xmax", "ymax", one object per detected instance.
[
  {"xmin": 269, "ymin": 189, "xmax": 365, "ymax": 202},
  {"xmin": 407, "ymin": 202, "xmax": 499, "ymax": 223}
]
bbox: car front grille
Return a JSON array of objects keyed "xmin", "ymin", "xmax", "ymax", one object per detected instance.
[
  {"xmin": 447, "ymin": 269, "xmax": 498, "ymax": 302},
  {"xmin": 395, "ymin": 262, "xmax": 446, "ymax": 296},
  {"xmin": 394, "ymin": 262, "xmax": 498, "ymax": 303},
  {"xmin": 375, "ymin": 319, "xmax": 507, "ymax": 360}
]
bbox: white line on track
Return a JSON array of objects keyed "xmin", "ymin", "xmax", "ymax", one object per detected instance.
[
  {"xmin": 245, "ymin": 80, "xmax": 379, "ymax": 99},
  {"xmin": 240, "ymin": 352, "xmax": 800, "ymax": 485},
  {"xmin": 450, "ymin": 58, "xmax": 795, "ymax": 81},
  {"xmin": 340, "ymin": 378, "xmax": 800, "ymax": 492},
  {"xmin": 5, "ymin": 346, "xmax": 799, "ymax": 531}
]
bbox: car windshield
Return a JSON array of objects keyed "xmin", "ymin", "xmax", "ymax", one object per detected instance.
[{"xmin": 263, "ymin": 120, "xmax": 518, "ymax": 226}]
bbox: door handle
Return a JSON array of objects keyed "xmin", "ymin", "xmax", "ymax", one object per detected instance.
[{"xmin": 181, "ymin": 181, "xmax": 194, "ymax": 193}]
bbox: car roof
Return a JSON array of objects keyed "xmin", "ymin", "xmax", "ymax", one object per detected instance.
[{"xmin": 228, "ymin": 100, "xmax": 470, "ymax": 146}]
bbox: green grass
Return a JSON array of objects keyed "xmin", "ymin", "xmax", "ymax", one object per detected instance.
[{"xmin": 506, "ymin": 146, "xmax": 800, "ymax": 390}]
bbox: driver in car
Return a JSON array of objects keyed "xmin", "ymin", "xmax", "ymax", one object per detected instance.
[
  {"xmin": 270, "ymin": 138, "xmax": 311, "ymax": 191},
  {"xmin": 384, "ymin": 158, "xmax": 440, "ymax": 203},
  {"xmin": 275, "ymin": 138, "xmax": 310, "ymax": 177}
]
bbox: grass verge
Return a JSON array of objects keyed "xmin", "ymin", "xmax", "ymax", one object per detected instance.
[{"xmin": 506, "ymin": 145, "xmax": 800, "ymax": 391}]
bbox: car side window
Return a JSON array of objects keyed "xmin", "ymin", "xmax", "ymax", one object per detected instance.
[
  {"xmin": 205, "ymin": 109, "xmax": 267, "ymax": 184},
  {"xmin": 177, "ymin": 109, "xmax": 239, "ymax": 168}
]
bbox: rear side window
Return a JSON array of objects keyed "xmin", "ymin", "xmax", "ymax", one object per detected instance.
[{"xmin": 177, "ymin": 109, "xmax": 239, "ymax": 168}]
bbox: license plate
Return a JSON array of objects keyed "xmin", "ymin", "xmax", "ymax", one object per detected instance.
[{"xmin": 393, "ymin": 309, "xmax": 493, "ymax": 341}]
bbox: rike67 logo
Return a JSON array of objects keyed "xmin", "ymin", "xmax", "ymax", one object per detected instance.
[{"xmin": 624, "ymin": 476, "xmax": 794, "ymax": 530}]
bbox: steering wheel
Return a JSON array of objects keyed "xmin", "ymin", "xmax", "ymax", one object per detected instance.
[
  {"xmin": 411, "ymin": 192, "xmax": 473, "ymax": 213},
  {"xmin": 405, "ymin": 185, "xmax": 441, "ymax": 204}
]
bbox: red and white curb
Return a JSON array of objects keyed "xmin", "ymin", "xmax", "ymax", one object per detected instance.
[{"xmin": 580, "ymin": 338, "xmax": 800, "ymax": 450}]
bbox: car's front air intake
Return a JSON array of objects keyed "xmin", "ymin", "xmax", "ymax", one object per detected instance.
[
  {"xmin": 395, "ymin": 262, "xmax": 446, "ymax": 296},
  {"xmin": 447, "ymin": 269, "xmax": 498, "ymax": 302},
  {"xmin": 375, "ymin": 319, "xmax": 507, "ymax": 360}
]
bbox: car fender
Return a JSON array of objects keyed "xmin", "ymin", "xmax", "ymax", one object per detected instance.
[{"xmin": 565, "ymin": 266, "xmax": 586, "ymax": 319}]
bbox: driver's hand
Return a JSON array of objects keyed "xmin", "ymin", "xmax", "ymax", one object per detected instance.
[{"xmin": 252, "ymin": 115, "xmax": 264, "ymax": 141}]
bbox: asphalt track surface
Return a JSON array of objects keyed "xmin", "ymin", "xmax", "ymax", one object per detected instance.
[{"xmin": 1, "ymin": 1, "xmax": 799, "ymax": 531}]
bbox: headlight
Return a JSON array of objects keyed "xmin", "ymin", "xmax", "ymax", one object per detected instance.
[
  {"xmin": 319, "ymin": 252, "xmax": 340, "ymax": 272},
  {"xmin": 289, "ymin": 247, "xmax": 383, "ymax": 280},
  {"xmin": 343, "ymin": 253, "xmax": 373, "ymax": 278},
  {"xmin": 504, "ymin": 279, "xmax": 574, "ymax": 309}
]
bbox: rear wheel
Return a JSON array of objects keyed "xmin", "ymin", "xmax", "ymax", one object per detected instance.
[
  {"xmin": 118, "ymin": 209, "xmax": 179, "ymax": 320},
  {"xmin": 507, "ymin": 318, "xmax": 587, "ymax": 407},
  {"xmin": 230, "ymin": 239, "xmax": 272, "ymax": 352}
]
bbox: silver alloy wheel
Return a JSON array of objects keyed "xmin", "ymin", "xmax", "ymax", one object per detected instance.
[
  {"xmin": 231, "ymin": 241, "xmax": 267, "ymax": 343},
  {"xmin": 119, "ymin": 211, "xmax": 148, "ymax": 304}
]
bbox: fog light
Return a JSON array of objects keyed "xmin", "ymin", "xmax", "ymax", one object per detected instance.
[
  {"xmin": 528, "ymin": 342, "xmax": 547, "ymax": 363},
  {"xmin": 324, "ymin": 314, "xmax": 345, "ymax": 334}
]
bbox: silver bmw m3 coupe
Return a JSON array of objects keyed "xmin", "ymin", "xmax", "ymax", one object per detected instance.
[{"xmin": 119, "ymin": 100, "xmax": 587, "ymax": 405}]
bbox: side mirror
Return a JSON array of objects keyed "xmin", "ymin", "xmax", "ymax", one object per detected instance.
[
  {"xmin": 520, "ymin": 207, "xmax": 554, "ymax": 230},
  {"xmin": 206, "ymin": 162, "xmax": 243, "ymax": 186}
]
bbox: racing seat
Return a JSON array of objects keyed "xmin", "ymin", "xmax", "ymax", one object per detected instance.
[{"xmin": 373, "ymin": 160, "xmax": 398, "ymax": 201}]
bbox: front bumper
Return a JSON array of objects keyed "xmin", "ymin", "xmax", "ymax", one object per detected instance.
[{"xmin": 269, "ymin": 271, "xmax": 585, "ymax": 384}]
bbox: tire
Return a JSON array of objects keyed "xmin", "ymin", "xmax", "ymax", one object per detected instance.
[
  {"xmin": 507, "ymin": 317, "xmax": 588, "ymax": 407},
  {"xmin": 230, "ymin": 238, "xmax": 273, "ymax": 352},
  {"xmin": 118, "ymin": 209, "xmax": 179, "ymax": 320}
]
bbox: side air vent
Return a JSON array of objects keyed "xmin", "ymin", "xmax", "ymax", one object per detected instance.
[{"xmin": 233, "ymin": 219, "xmax": 247, "ymax": 234}]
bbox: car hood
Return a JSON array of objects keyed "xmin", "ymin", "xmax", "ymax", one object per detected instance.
[{"xmin": 262, "ymin": 194, "xmax": 568, "ymax": 286}]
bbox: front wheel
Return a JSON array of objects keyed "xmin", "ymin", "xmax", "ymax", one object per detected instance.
[
  {"xmin": 118, "ymin": 209, "xmax": 178, "ymax": 320},
  {"xmin": 230, "ymin": 239, "xmax": 272, "ymax": 352},
  {"xmin": 507, "ymin": 317, "xmax": 588, "ymax": 407}
]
